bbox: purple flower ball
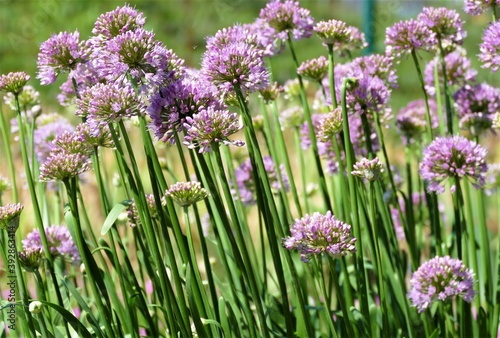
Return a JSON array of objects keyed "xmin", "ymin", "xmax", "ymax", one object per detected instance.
[
  {"xmin": 464, "ymin": 0, "xmax": 500, "ymax": 16},
  {"xmin": 418, "ymin": 7, "xmax": 466, "ymax": 45},
  {"xmin": 420, "ymin": 136, "xmax": 488, "ymax": 194},
  {"xmin": 259, "ymin": 0, "xmax": 314, "ymax": 41},
  {"xmin": 92, "ymin": 5, "xmax": 146, "ymax": 38},
  {"xmin": 385, "ymin": 19, "xmax": 437, "ymax": 60},
  {"xmin": 22, "ymin": 225, "xmax": 81, "ymax": 264},
  {"xmin": 479, "ymin": 21, "xmax": 500, "ymax": 72}
]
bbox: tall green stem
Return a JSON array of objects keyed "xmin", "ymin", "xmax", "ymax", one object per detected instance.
[
  {"xmin": 410, "ymin": 50, "xmax": 434, "ymax": 141},
  {"xmin": 0, "ymin": 105, "xmax": 18, "ymax": 202}
]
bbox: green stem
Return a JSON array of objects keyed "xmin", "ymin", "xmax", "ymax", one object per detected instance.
[
  {"xmin": 437, "ymin": 36, "xmax": 454, "ymax": 135},
  {"xmin": 0, "ymin": 104, "xmax": 18, "ymax": 202},
  {"xmin": 315, "ymin": 257, "xmax": 338, "ymax": 337},
  {"xmin": 327, "ymin": 44, "xmax": 338, "ymax": 109},
  {"xmin": 410, "ymin": 50, "xmax": 434, "ymax": 141},
  {"xmin": 293, "ymin": 128, "xmax": 311, "ymax": 213}
]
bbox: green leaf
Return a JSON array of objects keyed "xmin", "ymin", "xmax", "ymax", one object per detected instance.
[
  {"xmin": 37, "ymin": 301, "xmax": 93, "ymax": 338},
  {"xmin": 101, "ymin": 201, "xmax": 131, "ymax": 235}
]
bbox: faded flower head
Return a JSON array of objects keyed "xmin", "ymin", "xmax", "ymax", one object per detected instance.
[
  {"xmin": 18, "ymin": 248, "xmax": 43, "ymax": 272},
  {"xmin": 282, "ymin": 211, "xmax": 356, "ymax": 262},
  {"xmin": 283, "ymin": 78, "xmax": 309, "ymax": 99},
  {"xmin": 244, "ymin": 18, "xmax": 284, "ymax": 57},
  {"xmin": 314, "ymin": 20, "xmax": 367, "ymax": 56},
  {"xmin": 4, "ymin": 85, "xmax": 40, "ymax": 113},
  {"xmin": 454, "ymin": 83, "xmax": 500, "ymax": 135},
  {"xmin": 92, "ymin": 4, "xmax": 146, "ymax": 38},
  {"xmin": 259, "ymin": 82, "xmax": 283, "ymax": 103},
  {"xmin": 420, "ymin": 136, "xmax": 487, "ymax": 194},
  {"xmin": 409, "ymin": 256, "xmax": 475, "ymax": 313},
  {"xmin": 279, "ymin": 106, "xmax": 304, "ymax": 129},
  {"xmin": 485, "ymin": 163, "xmax": 500, "ymax": 195},
  {"xmin": 22, "ymin": 225, "xmax": 81, "ymax": 264},
  {"xmin": 351, "ymin": 54, "xmax": 398, "ymax": 88},
  {"xmin": 396, "ymin": 99, "xmax": 439, "ymax": 144},
  {"xmin": 33, "ymin": 118, "xmax": 75, "ymax": 164},
  {"xmin": 0, "ymin": 72, "xmax": 31, "ymax": 95},
  {"xmin": 417, "ymin": 7, "xmax": 466, "ymax": 45},
  {"xmin": 0, "ymin": 203, "xmax": 24, "ymax": 232},
  {"xmin": 259, "ymin": 0, "xmax": 314, "ymax": 41},
  {"xmin": 37, "ymin": 31, "xmax": 86, "ymax": 85},
  {"xmin": 165, "ymin": 181, "xmax": 209, "ymax": 207},
  {"xmin": 424, "ymin": 50, "xmax": 477, "ymax": 96},
  {"xmin": 317, "ymin": 108, "xmax": 343, "ymax": 142},
  {"xmin": 297, "ymin": 56, "xmax": 328, "ymax": 82},
  {"xmin": 385, "ymin": 19, "xmax": 437, "ymax": 60},
  {"xmin": 352, "ymin": 157, "xmax": 384, "ymax": 182},
  {"xmin": 479, "ymin": 21, "xmax": 500, "ymax": 72},
  {"xmin": 183, "ymin": 107, "xmax": 244, "ymax": 153},
  {"xmin": 233, "ymin": 156, "xmax": 289, "ymax": 205},
  {"xmin": 464, "ymin": 0, "xmax": 500, "ymax": 16}
]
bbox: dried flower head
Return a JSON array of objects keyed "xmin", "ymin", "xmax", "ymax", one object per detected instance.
[
  {"xmin": 0, "ymin": 203, "xmax": 24, "ymax": 232},
  {"xmin": 22, "ymin": 225, "xmax": 81, "ymax": 264},
  {"xmin": 409, "ymin": 256, "xmax": 475, "ymax": 313},
  {"xmin": 282, "ymin": 211, "xmax": 356, "ymax": 262},
  {"xmin": 259, "ymin": 0, "xmax": 314, "ymax": 41},
  {"xmin": 418, "ymin": 7, "xmax": 466, "ymax": 45},
  {"xmin": 420, "ymin": 136, "xmax": 487, "ymax": 194},
  {"xmin": 37, "ymin": 31, "xmax": 86, "ymax": 85},
  {"xmin": 385, "ymin": 19, "xmax": 437, "ymax": 60},
  {"xmin": 297, "ymin": 56, "xmax": 328, "ymax": 82},
  {"xmin": 0, "ymin": 72, "xmax": 31, "ymax": 95},
  {"xmin": 479, "ymin": 21, "xmax": 500, "ymax": 72},
  {"xmin": 352, "ymin": 157, "xmax": 384, "ymax": 182},
  {"xmin": 165, "ymin": 181, "xmax": 209, "ymax": 207},
  {"xmin": 92, "ymin": 4, "xmax": 146, "ymax": 38},
  {"xmin": 183, "ymin": 107, "xmax": 244, "ymax": 153},
  {"xmin": 317, "ymin": 108, "xmax": 343, "ymax": 142},
  {"xmin": 18, "ymin": 248, "xmax": 43, "ymax": 272}
]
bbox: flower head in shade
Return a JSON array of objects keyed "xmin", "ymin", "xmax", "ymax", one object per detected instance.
[
  {"xmin": 57, "ymin": 62, "xmax": 100, "ymax": 107},
  {"xmin": 279, "ymin": 106, "xmax": 304, "ymax": 129},
  {"xmin": 417, "ymin": 7, "xmax": 466, "ymax": 45},
  {"xmin": 479, "ymin": 21, "xmax": 500, "ymax": 72},
  {"xmin": 18, "ymin": 248, "xmax": 43, "ymax": 272},
  {"xmin": 352, "ymin": 157, "xmax": 384, "ymax": 182},
  {"xmin": 148, "ymin": 74, "xmax": 223, "ymax": 144},
  {"xmin": 259, "ymin": 82, "xmax": 283, "ymax": 104},
  {"xmin": 297, "ymin": 56, "xmax": 328, "ymax": 82},
  {"xmin": 346, "ymin": 75, "xmax": 391, "ymax": 118},
  {"xmin": 127, "ymin": 194, "xmax": 158, "ymax": 227},
  {"xmin": 396, "ymin": 99, "xmax": 439, "ymax": 144},
  {"xmin": 385, "ymin": 19, "xmax": 437, "ymax": 60},
  {"xmin": 259, "ymin": 0, "xmax": 314, "ymax": 41},
  {"xmin": 420, "ymin": 136, "xmax": 487, "ymax": 194},
  {"xmin": 233, "ymin": 156, "xmax": 289, "ymax": 205},
  {"xmin": 464, "ymin": 0, "xmax": 500, "ymax": 16},
  {"xmin": 282, "ymin": 211, "xmax": 356, "ymax": 262},
  {"xmin": 37, "ymin": 31, "xmax": 86, "ymax": 85},
  {"xmin": 33, "ymin": 118, "xmax": 75, "ymax": 164},
  {"xmin": 4, "ymin": 85, "xmax": 40, "ymax": 113},
  {"xmin": 0, "ymin": 203, "xmax": 24, "ymax": 232},
  {"xmin": 0, "ymin": 72, "xmax": 31, "ymax": 94},
  {"xmin": 22, "ymin": 225, "xmax": 81, "ymax": 264},
  {"xmin": 76, "ymin": 122, "xmax": 114, "ymax": 148},
  {"xmin": 454, "ymin": 83, "xmax": 500, "ymax": 135},
  {"xmin": 165, "ymin": 181, "xmax": 209, "ymax": 207},
  {"xmin": 485, "ymin": 163, "xmax": 500, "ymax": 195},
  {"xmin": 424, "ymin": 50, "xmax": 477, "ymax": 96},
  {"xmin": 283, "ymin": 78, "xmax": 309, "ymax": 99},
  {"xmin": 201, "ymin": 40, "xmax": 270, "ymax": 97},
  {"xmin": 92, "ymin": 5, "xmax": 146, "ymax": 38},
  {"xmin": 409, "ymin": 256, "xmax": 475, "ymax": 313},
  {"xmin": 183, "ymin": 107, "xmax": 244, "ymax": 153},
  {"xmin": 314, "ymin": 20, "xmax": 367, "ymax": 56},
  {"xmin": 317, "ymin": 108, "xmax": 343, "ymax": 142}
]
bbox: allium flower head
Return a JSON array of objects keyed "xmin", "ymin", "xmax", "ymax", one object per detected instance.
[
  {"xmin": 233, "ymin": 156, "xmax": 289, "ymax": 205},
  {"xmin": 259, "ymin": 0, "xmax": 314, "ymax": 41},
  {"xmin": 92, "ymin": 5, "xmax": 146, "ymax": 38},
  {"xmin": 314, "ymin": 20, "xmax": 367, "ymax": 56},
  {"xmin": 385, "ymin": 19, "xmax": 437, "ymax": 60},
  {"xmin": 279, "ymin": 106, "xmax": 304, "ymax": 129},
  {"xmin": 346, "ymin": 76, "xmax": 391, "ymax": 117},
  {"xmin": 52, "ymin": 130, "xmax": 93, "ymax": 157},
  {"xmin": 283, "ymin": 78, "xmax": 309, "ymax": 99},
  {"xmin": 37, "ymin": 31, "xmax": 86, "ymax": 85},
  {"xmin": 148, "ymin": 74, "xmax": 223, "ymax": 144},
  {"xmin": 418, "ymin": 7, "xmax": 466, "ymax": 45},
  {"xmin": 282, "ymin": 211, "xmax": 356, "ymax": 262},
  {"xmin": 165, "ymin": 181, "xmax": 209, "ymax": 207},
  {"xmin": 76, "ymin": 122, "xmax": 114, "ymax": 148},
  {"xmin": 464, "ymin": 0, "xmax": 500, "ymax": 16},
  {"xmin": 479, "ymin": 21, "xmax": 500, "ymax": 72},
  {"xmin": 183, "ymin": 107, "xmax": 244, "ymax": 153},
  {"xmin": 0, "ymin": 72, "xmax": 30, "ymax": 94},
  {"xmin": 454, "ymin": 83, "xmax": 500, "ymax": 135},
  {"xmin": 201, "ymin": 40, "xmax": 270, "ymax": 97},
  {"xmin": 57, "ymin": 62, "xmax": 100, "ymax": 107},
  {"xmin": 4, "ymin": 85, "xmax": 40, "ymax": 112},
  {"xmin": 396, "ymin": 99, "xmax": 439, "ymax": 144},
  {"xmin": 485, "ymin": 163, "xmax": 500, "ymax": 195},
  {"xmin": 39, "ymin": 151, "xmax": 91, "ymax": 182},
  {"xmin": 297, "ymin": 56, "xmax": 328, "ymax": 82},
  {"xmin": 0, "ymin": 203, "xmax": 24, "ymax": 232},
  {"xmin": 22, "ymin": 225, "xmax": 81, "ymax": 264},
  {"xmin": 409, "ymin": 256, "xmax": 475, "ymax": 313},
  {"xmin": 244, "ymin": 18, "xmax": 284, "ymax": 57},
  {"xmin": 317, "ymin": 108, "xmax": 343, "ymax": 142},
  {"xmin": 352, "ymin": 157, "xmax": 384, "ymax": 182},
  {"xmin": 33, "ymin": 119, "xmax": 75, "ymax": 164},
  {"xmin": 18, "ymin": 248, "xmax": 43, "ymax": 272},
  {"xmin": 127, "ymin": 194, "xmax": 158, "ymax": 227},
  {"xmin": 259, "ymin": 82, "xmax": 283, "ymax": 103},
  {"xmin": 425, "ymin": 50, "xmax": 477, "ymax": 96},
  {"xmin": 351, "ymin": 54, "xmax": 398, "ymax": 88},
  {"xmin": 420, "ymin": 136, "xmax": 487, "ymax": 194}
]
